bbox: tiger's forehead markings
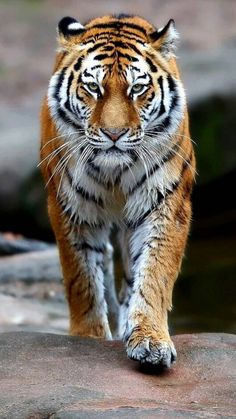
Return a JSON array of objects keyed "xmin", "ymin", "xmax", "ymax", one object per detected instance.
[
  {"xmin": 86, "ymin": 20, "xmax": 147, "ymax": 35},
  {"xmin": 81, "ymin": 47, "xmax": 150, "ymax": 87},
  {"xmin": 79, "ymin": 21, "xmax": 148, "ymax": 49},
  {"xmin": 81, "ymin": 52, "xmax": 107, "ymax": 88},
  {"xmin": 126, "ymin": 57, "xmax": 149, "ymax": 84},
  {"xmin": 84, "ymin": 20, "xmax": 148, "ymax": 41}
]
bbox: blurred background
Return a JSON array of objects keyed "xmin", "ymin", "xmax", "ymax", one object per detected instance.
[{"xmin": 0, "ymin": 0, "xmax": 235, "ymax": 335}]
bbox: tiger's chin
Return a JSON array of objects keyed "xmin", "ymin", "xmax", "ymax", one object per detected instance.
[{"xmin": 92, "ymin": 149, "xmax": 135, "ymax": 169}]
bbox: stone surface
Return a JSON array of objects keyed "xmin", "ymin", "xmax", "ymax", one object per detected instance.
[
  {"xmin": 0, "ymin": 247, "xmax": 61, "ymax": 284},
  {"xmin": 0, "ymin": 332, "xmax": 235, "ymax": 418},
  {"xmin": 0, "ymin": 233, "xmax": 52, "ymax": 256},
  {"xmin": 0, "ymin": 247, "xmax": 68, "ymax": 334}
]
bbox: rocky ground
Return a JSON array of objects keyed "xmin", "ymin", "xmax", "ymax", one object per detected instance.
[
  {"xmin": 0, "ymin": 234, "xmax": 68, "ymax": 334},
  {"xmin": 0, "ymin": 332, "xmax": 235, "ymax": 418},
  {"xmin": 0, "ymin": 0, "xmax": 236, "ymax": 335}
]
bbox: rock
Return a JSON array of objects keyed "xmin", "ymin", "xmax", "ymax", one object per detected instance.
[
  {"xmin": 0, "ymin": 295, "xmax": 68, "ymax": 334},
  {"xmin": 0, "ymin": 247, "xmax": 61, "ymax": 284},
  {"xmin": 0, "ymin": 332, "xmax": 235, "ymax": 418},
  {"xmin": 0, "ymin": 233, "xmax": 52, "ymax": 256},
  {"xmin": 0, "ymin": 248, "xmax": 67, "ymax": 334}
]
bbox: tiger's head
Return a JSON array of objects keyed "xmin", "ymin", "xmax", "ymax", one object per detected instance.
[{"xmin": 48, "ymin": 14, "xmax": 186, "ymax": 168}]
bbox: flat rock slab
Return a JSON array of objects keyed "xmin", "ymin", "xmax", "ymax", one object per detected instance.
[{"xmin": 0, "ymin": 333, "xmax": 235, "ymax": 418}]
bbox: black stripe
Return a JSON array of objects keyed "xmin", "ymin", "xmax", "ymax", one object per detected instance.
[
  {"xmin": 103, "ymin": 45, "xmax": 114, "ymax": 51},
  {"xmin": 144, "ymin": 90, "xmax": 155, "ymax": 107},
  {"xmin": 167, "ymin": 74, "xmax": 176, "ymax": 93},
  {"xmin": 88, "ymin": 21, "xmax": 147, "ymax": 35},
  {"xmin": 139, "ymin": 288, "xmax": 155, "ymax": 309},
  {"xmin": 76, "ymin": 185, "xmax": 104, "ymax": 207},
  {"xmin": 64, "ymin": 71, "xmax": 74, "ymax": 112},
  {"xmin": 94, "ymin": 53, "xmax": 111, "ymax": 61},
  {"xmin": 87, "ymin": 42, "xmax": 108, "ymax": 53},
  {"xmin": 157, "ymin": 75, "xmax": 166, "ymax": 117},
  {"xmin": 113, "ymin": 40, "xmax": 142, "ymax": 55},
  {"xmin": 132, "ymin": 250, "xmax": 143, "ymax": 264},
  {"xmin": 74, "ymin": 57, "xmax": 83, "ymax": 71},
  {"xmin": 146, "ymin": 57, "xmax": 158, "ymax": 73},
  {"xmin": 54, "ymin": 68, "xmax": 67, "ymax": 100},
  {"xmin": 150, "ymin": 105, "xmax": 159, "ymax": 116},
  {"xmin": 169, "ymin": 92, "xmax": 179, "ymax": 112},
  {"xmin": 125, "ymin": 42, "xmax": 142, "ymax": 55},
  {"xmin": 128, "ymin": 65, "xmax": 140, "ymax": 72},
  {"xmin": 124, "ymin": 275, "xmax": 134, "ymax": 287},
  {"xmin": 113, "ymin": 40, "xmax": 127, "ymax": 48},
  {"xmin": 136, "ymin": 73, "xmax": 148, "ymax": 80},
  {"xmin": 118, "ymin": 31, "xmax": 145, "ymax": 43},
  {"xmin": 57, "ymin": 108, "xmax": 81, "ymax": 129},
  {"xmin": 76, "ymin": 242, "xmax": 105, "ymax": 253},
  {"xmin": 158, "ymin": 84, "xmax": 179, "ymax": 130},
  {"xmin": 167, "ymin": 76, "xmax": 179, "ymax": 112},
  {"xmin": 76, "ymin": 91, "xmax": 85, "ymax": 102},
  {"xmin": 160, "ymin": 115, "xmax": 171, "ymax": 130},
  {"xmin": 117, "ymin": 51, "xmax": 138, "ymax": 62},
  {"xmin": 84, "ymin": 69, "xmax": 93, "ymax": 77}
]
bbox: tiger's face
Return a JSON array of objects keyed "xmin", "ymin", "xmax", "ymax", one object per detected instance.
[{"xmin": 48, "ymin": 15, "xmax": 185, "ymax": 168}]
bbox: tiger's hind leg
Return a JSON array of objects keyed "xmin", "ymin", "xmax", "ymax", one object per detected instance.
[
  {"xmin": 103, "ymin": 242, "xmax": 120, "ymax": 337},
  {"xmin": 48, "ymin": 196, "xmax": 112, "ymax": 339},
  {"xmin": 117, "ymin": 228, "xmax": 133, "ymax": 339}
]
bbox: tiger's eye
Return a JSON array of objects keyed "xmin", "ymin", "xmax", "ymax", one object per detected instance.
[
  {"xmin": 87, "ymin": 82, "xmax": 99, "ymax": 92},
  {"xmin": 132, "ymin": 84, "xmax": 144, "ymax": 94}
]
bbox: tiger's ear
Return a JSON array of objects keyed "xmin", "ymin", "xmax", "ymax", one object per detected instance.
[
  {"xmin": 57, "ymin": 16, "xmax": 85, "ymax": 46},
  {"xmin": 149, "ymin": 19, "xmax": 179, "ymax": 58}
]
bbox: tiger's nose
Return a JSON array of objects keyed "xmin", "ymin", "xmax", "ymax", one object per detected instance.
[{"xmin": 101, "ymin": 128, "xmax": 128, "ymax": 142}]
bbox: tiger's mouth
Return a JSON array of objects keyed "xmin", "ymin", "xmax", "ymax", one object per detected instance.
[
  {"xmin": 95, "ymin": 145, "xmax": 137, "ymax": 156},
  {"xmin": 91, "ymin": 143, "xmax": 136, "ymax": 168},
  {"xmin": 87, "ymin": 137, "xmax": 142, "ymax": 152}
]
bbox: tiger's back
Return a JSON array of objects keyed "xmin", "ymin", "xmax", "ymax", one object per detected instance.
[{"xmin": 40, "ymin": 14, "xmax": 195, "ymax": 367}]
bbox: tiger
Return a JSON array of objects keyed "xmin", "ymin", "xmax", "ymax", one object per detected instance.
[{"xmin": 40, "ymin": 13, "xmax": 196, "ymax": 368}]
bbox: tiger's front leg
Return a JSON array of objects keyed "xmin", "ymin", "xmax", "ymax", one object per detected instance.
[
  {"xmin": 124, "ymin": 193, "xmax": 191, "ymax": 367},
  {"xmin": 48, "ymin": 197, "xmax": 112, "ymax": 339}
]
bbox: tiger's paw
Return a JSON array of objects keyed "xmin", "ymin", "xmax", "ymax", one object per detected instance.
[{"xmin": 125, "ymin": 328, "xmax": 177, "ymax": 368}]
